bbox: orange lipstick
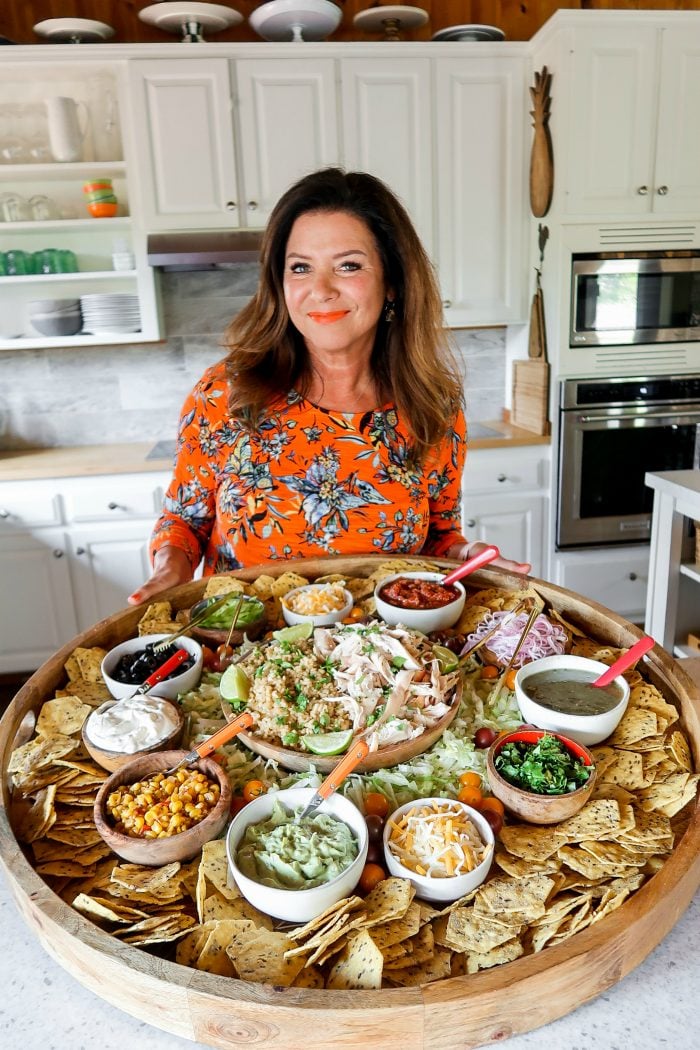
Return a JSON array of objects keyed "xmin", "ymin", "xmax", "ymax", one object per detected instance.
[{"xmin": 308, "ymin": 310, "xmax": 349, "ymax": 324}]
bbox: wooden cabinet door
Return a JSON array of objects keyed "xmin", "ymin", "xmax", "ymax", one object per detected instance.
[
  {"xmin": 68, "ymin": 522, "xmax": 155, "ymax": 631},
  {"xmin": 565, "ymin": 28, "xmax": 658, "ymax": 216},
  {"xmin": 0, "ymin": 531, "xmax": 78, "ymax": 674},
  {"xmin": 340, "ymin": 58, "xmax": 434, "ymax": 256},
  {"xmin": 653, "ymin": 29, "xmax": 700, "ymax": 216},
  {"xmin": 129, "ymin": 58, "xmax": 240, "ymax": 229},
  {"xmin": 234, "ymin": 59, "xmax": 339, "ymax": 228},
  {"xmin": 435, "ymin": 57, "xmax": 528, "ymax": 326}
]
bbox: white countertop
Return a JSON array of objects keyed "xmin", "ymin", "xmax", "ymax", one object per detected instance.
[{"xmin": 1, "ymin": 868, "xmax": 698, "ymax": 1050}]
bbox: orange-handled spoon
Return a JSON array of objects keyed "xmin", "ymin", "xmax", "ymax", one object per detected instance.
[
  {"xmin": 593, "ymin": 635, "xmax": 655, "ymax": 688},
  {"xmin": 441, "ymin": 545, "xmax": 500, "ymax": 587},
  {"xmin": 296, "ymin": 739, "xmax": 371, "ymax": 821},
  {"xmin": 164, "ymin": 709, "xmax": 254, "ymax": 774}
]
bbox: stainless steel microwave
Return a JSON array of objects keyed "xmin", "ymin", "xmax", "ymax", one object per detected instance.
[{"xmin": 570, "ymin": 252, "xmax": 700, "ymax": 346}]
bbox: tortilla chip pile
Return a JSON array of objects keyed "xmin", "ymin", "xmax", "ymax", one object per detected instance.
[{"xmin": 5, "ymin": 566, "xmax": 699, "ymax": 989}]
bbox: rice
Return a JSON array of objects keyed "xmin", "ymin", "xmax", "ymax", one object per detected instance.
[{"xmin": 284, "ymin": 582, "xmax": 349, "ymax": 616}]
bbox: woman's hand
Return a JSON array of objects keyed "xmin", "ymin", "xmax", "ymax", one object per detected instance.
[
  {"xmin": 446, "ymin": 541, "xmax": 531, "ymax": 576},
  {"xmin": 127, "ymin": 546, "xmax": 193, "ymax": 606}
]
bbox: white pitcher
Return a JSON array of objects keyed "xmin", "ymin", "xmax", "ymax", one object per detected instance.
[{"xmin": 45, "ymin": 96, "xmax": 89, "ymax": 163}]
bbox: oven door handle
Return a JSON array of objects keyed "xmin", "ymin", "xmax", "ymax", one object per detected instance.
[{"xmin": 577, "ymin": 411, "xmax": 700, "ymax": 424}]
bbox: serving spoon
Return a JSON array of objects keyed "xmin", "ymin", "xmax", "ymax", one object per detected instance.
[
  {"xmin": 592, "ymin": 635, "xmax": 655, "ymax": 688},
  {"xmin": 441, "ymin": 545, "xmax": 501, "ymax": 586}
]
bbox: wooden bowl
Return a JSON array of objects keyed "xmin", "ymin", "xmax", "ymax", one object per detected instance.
[
  {"xmin": 486, "ymin": 728, "xmax": 597, "ymax": 824},
  {"xmin": 234, "ymin": 681, "xmax": 462, "ymax": 774},
  {"xmin": 81, "ymin": 697, "xmax": 185, "ymax": 773},
  {"xmin": 93, "ymin": 750, "xmax": 231, "ymax": 865},
  {"xmin": 184, "ymin": 595, "xmax": 267, "ymax": 648}
]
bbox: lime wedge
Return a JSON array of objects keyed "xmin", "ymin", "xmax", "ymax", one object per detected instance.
[
  {"xmin": 433, "ymin": 644, "xmax": 459, "ymax": 673},
  {"xmin": 302, "ymin": 729, "xmax": 354, "ymax": 756},
  {"xmin": 219, "ymin": 664, "xmax": 251, "ymax": 704},
  {"xmin": 273, "ymin": 622, "xmax": 314, "ymax": 643}
]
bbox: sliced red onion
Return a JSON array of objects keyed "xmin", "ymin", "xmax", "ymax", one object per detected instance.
[{"xmin": 462, "ymin": 610, "xmax": 568, "ymax": 667}]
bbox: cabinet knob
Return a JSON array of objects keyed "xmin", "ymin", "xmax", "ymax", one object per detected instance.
[
  {"xmin": 497, "ymin": 473, "xmax": 507, "ymax": 483},
  {"xmin": 656, "ymin": 185, "xmax": 669, "ymax": 196},
  {"xmin": 247, "ymin": 201, "xmax": 258, "ymax": 211},
  {"xmin": 637, "ymin": 185, "xmax": 649, "ymax": 195},
  {"xmin": 52, "ymin": 549, "xmax": 64, "ymax": 558},
  {"xmin": 75, "ymin": 546, "xmax": 86, "ymax": 555},
  {"xmin": 0, "ymin": 508, "xmax": 10, "ymax": 519},
  {"xmin": 628, "ymin": 572, "xmax": 638, "ymax": 581},
  {"xmin": 107, "ymin": 501, "xmax": 125, "ymax": 511},
  {"xmin": 442, "ymin": 299, "xmax": 452, "ymax": 309},
  {"xmin": 465, "ymin": 518, "xmax": 476, "ymax": 528},
  {"xmin": 225, "ymin": 201, "xmax": 237, "ymax": 211}
]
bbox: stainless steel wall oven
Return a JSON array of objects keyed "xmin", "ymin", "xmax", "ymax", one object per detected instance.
[{"xmin": 557, "ymin": 374, "xmax": 700, "ymax": 549}]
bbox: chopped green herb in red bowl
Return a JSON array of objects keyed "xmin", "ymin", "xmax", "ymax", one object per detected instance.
[{"xmin": 486, "ymin": 728, "xmax": 597, "ymax": 825}]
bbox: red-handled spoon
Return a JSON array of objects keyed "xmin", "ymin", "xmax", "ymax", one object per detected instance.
[
  {"xmin": 129, "ymin": 647, "xmax": 191, "ymax": 699},
  {"xmin": 441, "ymin": 545, "xmax": 501, "ymax": 587},
  {"xmin": 593, "ymin": 635, "xmax": 655, "ymax": 688}
]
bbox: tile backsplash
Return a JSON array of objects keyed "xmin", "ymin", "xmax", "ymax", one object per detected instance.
[{"xmin": 0, "ymin": 267, "xmax": 505, "ymax": 450}]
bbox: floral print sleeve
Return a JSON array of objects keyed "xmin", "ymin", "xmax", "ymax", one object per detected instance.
[{"xmin": 151, "ymin": 360, "xmax": 467, "ymax": 574}]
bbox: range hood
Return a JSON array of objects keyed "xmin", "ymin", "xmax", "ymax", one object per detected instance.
[{"xmin": 147, "ymin": 231, "xmax": 263, "ymax": 270}]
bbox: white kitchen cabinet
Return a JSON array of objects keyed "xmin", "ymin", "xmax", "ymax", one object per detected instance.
[
  {"xmin": 128, "ymin": 58, "xmax": 240, "ymax": 230},
  {"xmin": 434, "ymin": 57, "xmax": 528, "ymax": 326},
  {"xmin": 552, "ymin": 547, "xmax": 650, "ymax": 622},
  {"xmin": 644, "ymin": 470, "xmax": 700, "ymax": 659},
  {"xmin": 461, "ymin": 446, "xmax": 551, "ymax": 578},
  {"xmin": 0, "ymin": 61, "xmax": 160, "ymax": 349},
  {"xmin": 565, "ymin": 26, "xmax": 700, "ymax": 217},
  {"xmin": 234, "ymin": 59, "xmax": 339, "ymax": 228},
  {"xmin": 0, "ymin": 471, "xmax": 169, "ymax": 673},
  {"xmin": 340, "ymin": 57, "xmax": 434, "ymax": 255}
]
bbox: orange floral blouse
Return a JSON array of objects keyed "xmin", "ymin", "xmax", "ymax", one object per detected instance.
[{"xmin": 151, "ymin": 361, "xmax": 468, "ymax": 574}]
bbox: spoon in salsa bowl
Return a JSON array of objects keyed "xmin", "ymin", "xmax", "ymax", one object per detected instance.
[
  {"xmin": 441, "ymin": 545, "xmax": 501, "ymax": 587},
  {"xmin": 592, "ymin": 635, "xmax": 655, "ymax": 688}
]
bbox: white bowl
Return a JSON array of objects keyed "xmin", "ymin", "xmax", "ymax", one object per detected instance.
[
  {"xmin": 515, "ymin": 654, "xmax": 630, "ymax": 746},
  {"xmin": 101, "ymin": 634, "xmax": 203, "ymax": 701},
  {"xmin": 383, "ymin": 797, "xmax": 494, "ymax": 902},
  {"xmin": 281, "ymin": 583, "xmax": 354, "ymax": 628},
  {"xmin": 226, "ymin": 786, "xmax": 369, "ymax": 922},
  {"xmin": 373, "ymin": 571, "xmax": 466, "ymax": 633}
]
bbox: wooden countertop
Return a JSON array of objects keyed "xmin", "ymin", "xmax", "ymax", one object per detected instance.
[{"xmin": 0, "ymin": 423, "xmax": 550, "ymax": 483}]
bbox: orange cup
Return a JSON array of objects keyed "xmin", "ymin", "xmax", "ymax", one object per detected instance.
[{"xmin": 87, "ymin": 201, "xmax": 118, "ymax": 218}]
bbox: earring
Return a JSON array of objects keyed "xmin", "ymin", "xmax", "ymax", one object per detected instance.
[{"xmin": 384, "ymin": 298, "xmax": 396, "ymax": 323}]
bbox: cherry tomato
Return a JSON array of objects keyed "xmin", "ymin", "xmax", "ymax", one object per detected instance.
[
  {"xmin": 481, "ymin": 797, "xmax": 505, "ymax": 818},
  {"xmin": 481, "ymin": 807, "xmax": 504, "ymax": 836},
  {"xmin": 242, "ymin": 779, "xmax": 266, "ymax": 803},
  {"xmin": 366, "ymin": 842, "xmax": 383, "ymax": 865},
  {"xmin": 217, "ymin": 643, "xmax": 234, "ymax": 659},
  {"xmin": 457, "ymin": 784, "xmax": 483, "ymax": 808},
  {"xmin": 459, "ymin": 771, "xmax": 482, "ymax": 789},
  {"xmin": 201, "ymin": 645, "xmax": 217, "ymax": 670},
  {"xmin": 474, "ymin": 726, "xmax": 498, "ymax": 749},
  {"xmin": 343, "ymin": 605, "xmax": 365, "ymax": 623},
  {"xmin": 504, "ymin": 668, "xmax": 518, "ymax": 691},
  {"xmin": 365, "ymin": 814, "xmax": 385, "ymax": 844},
  {"xmin": 230, "ymin": 796, "xmax": 247, "ymax": 816},
  {"xmin": 363, "ymin": 792, "xmax": 390, "ymax": 819},
  {"xmin": 480, "ymin": 664, "xmax": 499, "ymax": 680},
  {"xmin": 358, "ymin": 862, "xmax": 386, "ymax": 895}
]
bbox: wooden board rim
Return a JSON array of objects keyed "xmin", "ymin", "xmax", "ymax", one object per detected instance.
[{"xmin": 1, "ymin": 556, "xmax": 699, "ymax": 1048}]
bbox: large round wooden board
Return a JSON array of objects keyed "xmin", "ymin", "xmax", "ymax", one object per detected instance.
[{"xmin": 2, "ymin": 556, "xmax": 700, "ymax": 1050}]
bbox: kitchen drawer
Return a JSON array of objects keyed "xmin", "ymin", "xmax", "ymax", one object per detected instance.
[
  {"xmin": 0, "ymin": 483, "xmax": 62, "ymax": 530},
  {"xmin": 462, "ymin": 448, "xmax": 550, "ymax": 495},
  {"xmin": 62, "ymin": 476, "xmax": 165, "ymax": 522},
  {"xmin": 553, "ymin": 547, "xmax": 650, "ymax": 620}
]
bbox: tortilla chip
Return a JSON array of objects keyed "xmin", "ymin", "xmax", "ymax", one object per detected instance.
[
  {"xmin": 291, "ymin": 965, "xmax": 325, "ymax": 988},
  {"xmin": 200, "ymin": 839, "xmax": 240, "ymax": 901},
  {"xmin": 557, "ymin": 799, "xmax": 621, "ymax": 842},
  {"xmin": 494, "ymin": 850, "xmax": 561, "ymax": 878},
  {"xmin": 326, "ymin": 931, "xmax": 384, "ymax": 990},
  {"xmin": 382, "ymin": 923, "xmax": 435, "ymax": 970},
  {"xmin": 288, "ymin": 896, "xmax": 363, "ymax": 942},
  {"xmin": 383, "ymin": 946, "xmax": 452, "ymax": 986},
  {"xmin": 668, "ymin": 730, "xmax": 693, "ymax": 772},
  {"xmin": 72, "ymin": 647, "xmax": 107, "ymax": 683},
  {"xmin": 601, "ymin": 751, "xmax": 647, "ymax": 791},
  {"xmin": 608, "ymin": 708, "xmax": 659, "ymax": 747},
  {"xmin": 444, "ymin": 909, "xmax": 520, "ymax": 954},
  {"xmin": 175, "ymin": 922, "xmax": 218, "ymax": 967},
  {"xmin": 226, "ymin": 927, "xmax": 306, "ymax": 986},
  {"xmin": 498, "ymin": 825, "xmax": 566, "ymax": 861},
  {"xmin": 9, "ymin": 734, "xmax": 77, "ymax": 777},
  {"xmin": 268, "ymin": 572, "xmax": 309, "ymax": 597},
  {"xmin": 365, "ymin": 901, "xmax": 422, "ymax": 950},
  {"xmin": 357, "ymin": 877, "xmax": 414, "ymax": 926},
  {"xmin": 202, "ymin": 890, "xmax": 273, "ymax": 929},
  {"xmin": 12, "ymin": 784, "xmax": 57, "ymax": 843},
  {"xmin": 466, "ymin": 938, "xmax": 524, "ymax": 973},
  {"xmin": 36, "ymin": 696, "xmax": 91, "ymax": 737},
  {"xmin": 475, "ymin": 874, "xmax": 555, "ymax": 924}
]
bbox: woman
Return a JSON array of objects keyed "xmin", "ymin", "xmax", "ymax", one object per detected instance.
[{"xmin": 129, "ymin": 168, "xmax": 529, "ymax": 605}]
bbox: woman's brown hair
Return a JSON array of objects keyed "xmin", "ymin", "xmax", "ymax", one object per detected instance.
[{"xmin": 223, "ymin": 167, "xmax": 463, "ymax": 462}]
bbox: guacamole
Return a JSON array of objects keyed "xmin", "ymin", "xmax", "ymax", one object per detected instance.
[{"xmin": 235, "ymin": 800, "xmax": 358, "ymax": 890}]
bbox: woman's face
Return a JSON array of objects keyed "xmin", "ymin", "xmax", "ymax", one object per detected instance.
[{"xmin": 283, "ymin": 209, "xmax": 390, "ymax": 359}]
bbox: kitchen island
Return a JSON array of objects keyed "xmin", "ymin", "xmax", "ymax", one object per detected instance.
[{"xmin": 1, "ymin": 867, "xmax": 697, "ymax": 1049}]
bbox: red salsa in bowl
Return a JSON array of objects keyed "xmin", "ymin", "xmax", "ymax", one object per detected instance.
[{"xmin": 379, "ymin": 577, "xmax": 461, "ymax": 610}]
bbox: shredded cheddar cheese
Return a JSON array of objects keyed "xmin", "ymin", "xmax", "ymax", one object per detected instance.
[{"xmin": 387, "ymin": 800, "xmax": 491, "ymax": 879}]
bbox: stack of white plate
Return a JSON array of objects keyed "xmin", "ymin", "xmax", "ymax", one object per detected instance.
[{"xmin": 79, "ymin": 294, "xmax": 141, "ymax": 335}]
